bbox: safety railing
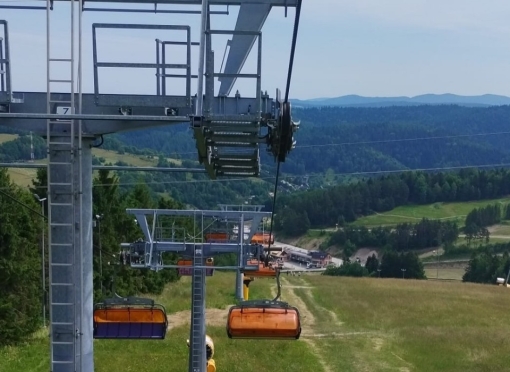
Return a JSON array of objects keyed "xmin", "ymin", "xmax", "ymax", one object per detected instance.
[
  {"xmin": 205, "ymin": 29, "xmax": 262, "ymax": 118},
  {"xmin": 155, "ymin": 38, "xmax": 199, "ymax": 110},
  {"xmin": 92, "ymin": 23, "xmax": 193, "ymax": 109}
]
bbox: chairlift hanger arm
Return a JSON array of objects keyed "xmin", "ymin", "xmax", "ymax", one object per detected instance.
[{"xmin": 265, "ymin": 0, "xmax": 302, "ymax": 260}]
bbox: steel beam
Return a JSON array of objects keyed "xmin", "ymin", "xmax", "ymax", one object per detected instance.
[
  {"xmin": 33, "ymin": 0, "xmax": 298, "ymax": 6},
  {"xmin": 128, "ymin": 208, "xmax": 271, "ymax": 218},
  {"xmin": 0, "ymin": 92, "xmax": 273, "ymax": 135},
  {"xmin": 0, "ymin": 163, "xmax": 207, "ymax": 173},
  {"xmin": 235, "ymin": 214, "xmax": 245, "ymax": 300},
  {"xmin": 218, "ymin": 3, "xmax": 270, "ymax": 96},
  {"xmin": 195, "ymin": 0, "xmax": 209, "ymax": 116},
  {"xmin": 85, "ymin": 7, "xmax": 228, "ymax": 14},
  {"xmin": 0, "ymin": 112, "xmax": 189, "ymax": 122},
  {"xmin": 128, "ymin": 209, "xmax": 270, "ymax": 251},
  {"xmin": 95, "ymin": 165, "xmax": 205, "ymax": 172},
  {"xmin": 130, "ymin": 241, "xmax": 251, "ymax": 253}
]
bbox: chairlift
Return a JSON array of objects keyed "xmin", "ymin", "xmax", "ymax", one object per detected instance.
[
  {"xmin": 177, "ymin": 258, "xmax": 214, "ymax": 276},
  {"xmin": 94, "ymin": 252, "xmax": 167, "ymax": 339},
  {"xmin": 250, "ymin": 232, "xmax": 274, "ymax": 245},
  {"xmin": 226, "ymin": 266, "xmax": 302, "ymax": 340},
  {"xmin": 93, "ymin": 296, "xmax": 168, "ymax": 340},
  {"xmin": 205, "ymin": 231, "xmax": 229, "ymax": 243},
  {"xmin": 243, "ymin": 258, "xmax": 278, "ymax": 278}
]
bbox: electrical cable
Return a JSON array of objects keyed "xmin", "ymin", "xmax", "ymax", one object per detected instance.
[
  {"xmin": 265, "ymin": 0, "xmax": 303, "ymax": 266},
  {"xmin": 6, "ymin": 161, "xmax": 510, "ymax": 191},
  {"xmin": 88, "ymin": 129, "xmax": 510, "ymax": 158},
  {"xmin": 296, "ymin": 130, "xmax": 510, "ymax": 149},
  {"xmin": 7, "ymin": 127, "xmax": 510, "ymax": 165},
  {"xmin": 0, "ymin": 188, "xmax": 47, "ymax": 219}
]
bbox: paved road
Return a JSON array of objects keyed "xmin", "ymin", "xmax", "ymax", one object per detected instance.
[{"xmin": 274, "ymin": 240, "xmax": 344, "ymax": 267}]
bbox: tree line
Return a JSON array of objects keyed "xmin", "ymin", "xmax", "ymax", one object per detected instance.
[
  {"xmin": 463, "ymin": 248, "xmax": 510, "ymax": 284},
  {"xmin": 464, "ymin": 203, "xmax": 502, "ymax": 245},
  {"xmin": 0, "ymin": 168, "xmax": 196, "ymax": 346},
  {"xmin": 100, "ymin": 105, "xmax": 510, "ymax": 177},
  {"xmin": 323, "ymin": 251, "xmax": 425, "ymax": 280},
  {"xmin": 326, "ymin": 219, "xmax": 459, "ymax": 254},
  {"xmin": 275, "ymin": 168, "xmax": 510, "ymax": 235}
]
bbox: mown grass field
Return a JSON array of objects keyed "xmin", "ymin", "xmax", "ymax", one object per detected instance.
[
  {"xmin": 424, "ymin": 267, "xmax": 466, "ymax": 281},
  {"xmin": 352, "ymin": 198, "xmax": 510, "ymax": 227},
  {"xmin": 2, "ymin": 272, "xmax": 510, "ymax": 371},
  {"xmin": 0, "ymin": 136, "xmax": 187, "ymax": 187},
  {"xmin": 296, "ymin": 275, "xmax": 510, "ymax": 372},
  {"xmin": 0, "ymin": 133, "xmax": 18, "ymax": 143},
  {"xmin": 0, "ymin": 273, "xmax": 319, "ymax": 372}
]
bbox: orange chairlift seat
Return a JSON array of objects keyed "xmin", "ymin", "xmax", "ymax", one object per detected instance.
[
  {"xmin": 93, "ymin": 296, "xmax": 168, "ymax": 340},
  {"xmin": 250, "ymin": 232, "xmax": 274, "ymax": 245},
  {"xmin": 177, "ymin": 258, "xmax": 214, "ymax": 276},
  {"xmin": 227, "ymin": 267, "xmax": 302, "ymax": 340},
  {"xmin": 243, "ymin": 258, "xmax": 278, "ymax": 278},
  {"xmin": 205, "ymin": 232, "xmax": 229, "ymax": 243}
]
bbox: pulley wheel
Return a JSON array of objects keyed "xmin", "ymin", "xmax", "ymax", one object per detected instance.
[{"xmin": 278, "ymin": 102, "xmax": 293, "ymax": 162}]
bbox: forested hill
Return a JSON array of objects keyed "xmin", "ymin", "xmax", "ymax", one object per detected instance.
[
  {"xmin": 290, "ymin": 93, "xmax": 510, "ymax": 108},
  {"xmin": 274, "ymin": 168, "xmax": 510, "ymax": 235},
  {"xmin": 3, "ymin": 104, "xmax": 510, "ymax": 209},
  {"xmin": 4, "ymin": 104, "xmax": 509, "ymax": 178},
  {"xmin": 103, "ymin": 105, "xmax": 510, "ymax": 177}
]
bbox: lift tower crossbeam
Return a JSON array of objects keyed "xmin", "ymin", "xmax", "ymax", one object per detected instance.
[{"xmin": 123, "ymin": 207, "xmax": 271, "ymax": 372}]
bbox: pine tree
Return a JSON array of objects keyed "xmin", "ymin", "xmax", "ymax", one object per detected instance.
[{"xmin": 0, "ymin": 169, "xmax": 43, "ymax": 345}]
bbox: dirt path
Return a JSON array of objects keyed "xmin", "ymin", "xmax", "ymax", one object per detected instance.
[
  {"xmin": 280, "ymin": 277, "xmax": 413, "ymax": 371},
  {"xmin": 166, "ymin": 276, "xmax": 410, "ymax": 371},
  {"xmin": 283, "ymin": 277, "xmax": 343, "ymax": 328},
  {"xmin": 276, "ymin": 277, "xmax": 335, "ymax": 372},
  {"xmin": 166, "ymin": 306, "xmax": 235, "ymax": 331}
]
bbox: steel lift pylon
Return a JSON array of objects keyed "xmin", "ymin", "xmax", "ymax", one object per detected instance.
[
  {"xmin": 0, "ymin": 1, "xmax": 301, "ymax": 372},
  {"xmin": 123, "ymin": 207, "xmax": 271, "ymax": 372}
]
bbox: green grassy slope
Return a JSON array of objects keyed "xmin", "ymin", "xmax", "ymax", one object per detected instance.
[
  {"xmin": 0, "ymin": 133, "xmax": 188, "ymax": 187},
  {"xmin": 2, "ymin": 273, "xmax": 510, "ymax": 371},
  {"xmin": 0, "ymin": 273, "xmax": 319, "ymax": 372},
  {"xmin": 352, "ymin": 198, "xmax": 510, "ymax": 227}
]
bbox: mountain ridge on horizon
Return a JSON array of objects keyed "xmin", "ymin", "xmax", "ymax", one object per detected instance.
[{"xmin": 290, "ymin": 93, "xmax": 510, "ymax": 108}]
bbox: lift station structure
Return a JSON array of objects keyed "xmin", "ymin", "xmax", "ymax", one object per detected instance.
[{"xmin": 0, "ymin": 1, "xmax": 301, "ymax": 371}]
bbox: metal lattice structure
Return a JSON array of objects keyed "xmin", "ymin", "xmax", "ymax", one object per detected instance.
[
  {"xmin": 121, "ymin": 207, "xmax": 271, "ymax": 371},
  {"xmin": 0, "ymin": 1, "xmax": 300, "ymax": 371}
]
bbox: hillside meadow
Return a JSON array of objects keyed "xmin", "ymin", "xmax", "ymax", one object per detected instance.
[
  {"xmin": 2, "ymin": 272, "xmax": 510, "ymax": 371},
  {"xmin": 289, "ymin": 198, "xmax": 510, "ymax": 253},
  {"xmin": 352, "ymin": 198, "xmax": 510, "ymax": 228},
  {"xmin": 0, "ymin": 133, "xmax": 185, "ymax": 186},
  {"xmin": 0, "ymin": 272, "xmax": 318, "ymax": 372}
]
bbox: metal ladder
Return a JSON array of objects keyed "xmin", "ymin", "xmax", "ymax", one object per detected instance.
[
  {"xmin": 46, "ymin": 0, "xmax": 83, "ymax": 371},
  {"xmin": 189, "ymin": 245, "xmax": 207, "ymax": 372},
  {"xmin": 202, "ymin": 117, "xmax": 262, "ymax": 177}
]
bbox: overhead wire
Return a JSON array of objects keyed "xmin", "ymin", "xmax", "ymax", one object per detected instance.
[
  {"xmin": 6, "ymin": 124, "xmax": 510, "ymax": 162},
  {"xmin": 0, "ymin": 188, "xmax": 46, "ymax": 218},
  {"xmin": 295, "ymin": 130, "xmax": 510, "ymax": 149},
  {"xmin": 90, "ymin": 129, "xmax": 510, "ymax": 158},
  {"xmin": 5, "ymin": 161, "xmax": 510, "ymax": 191},
  {"xmin": 265, "ymin": 0, "xmax": 303, "ymax": 268}
]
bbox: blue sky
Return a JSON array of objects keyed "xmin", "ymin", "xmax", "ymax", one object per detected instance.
[{"xmin": 2, "ymin": 0, "xmax": 510, "ymax": 100}]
